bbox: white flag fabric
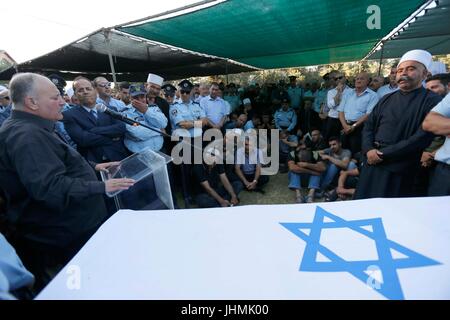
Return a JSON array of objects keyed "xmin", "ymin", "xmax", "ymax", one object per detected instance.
[{"xmin": 37, "ymin": 196, "xmax": 450, "ymax": 300}]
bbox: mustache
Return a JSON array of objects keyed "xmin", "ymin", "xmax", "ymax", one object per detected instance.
[{"xmin": 397, "ymin": 75, "xmax": 412, "ymax": 83}]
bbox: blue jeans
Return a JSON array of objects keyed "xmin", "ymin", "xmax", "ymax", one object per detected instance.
[
  {"xmin": 288, "ymin": 172, "xmax": 320, "ymax": 190},
  {"xmin": 321, "ymin": 161, "xmax": 358, "ymax": 190}
]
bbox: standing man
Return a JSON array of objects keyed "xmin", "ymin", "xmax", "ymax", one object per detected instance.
[
  {"xmin": 93, "ymin": 77, "xmax": 127, "ymax": 112},
  {"xmin": 146, "ymin": 73, "xmax": 171, "ymax": 151},
  {"xmin": 423, "ymin": 93, "xmax": 450, "ymax": 196},
  {"xmin": 123, "ymin": 84, "xmax": 167, "ymax": 153},
  {"xmin": 0, "ymin": 89, "xmax": 12, "ymax": 126},
  {"xmin": 338, "ymin": 72, "xmax": 379, "ymax": 154},
  {"xmin": 63, "ymin": 77, "xmax": 130, "ymax": 163},
  {"xmin": 118, "ymin": 82, "xmax": 131, "ymax": 106},
  {"xmin": 377, "ymin": 65, "xmax": 399, "ymax": 99},
  {"xmin": 355, "ymin": 50, "xmax": 442, "ymax": 199},
  {"xmin": 287, "ymin": 75, "xmax": 303, "ymax": 110},
  {"xmin": 325, "ymin": 71, "xmax": 353, "ymax": 140},
  {"xmin": 0, "ymin": 73, "xmax": 134, "ymax": 294},
  {"xmin": 200, "ymin": 82, "xmax": 229, "ymax": 130}
]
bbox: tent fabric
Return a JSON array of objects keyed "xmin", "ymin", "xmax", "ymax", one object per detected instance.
[
  {"xmin": 369, "ymin": 0, "xmax": 450, "ymax": 59},
  {"xmin": 118, "ymin": 0, "xmax": 426, "ymax": 69},
  {"xmin": 0, "ymin": 29, "xmax": 256, "ymax": 81}
]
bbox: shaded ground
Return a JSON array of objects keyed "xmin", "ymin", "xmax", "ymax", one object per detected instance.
[{"xmin": 174, "ymin": 172, "xmax": 326, "ymax": 209}]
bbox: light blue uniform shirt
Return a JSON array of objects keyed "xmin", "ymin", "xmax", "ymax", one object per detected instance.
[
  {"xmin": 0, "ymin": 233, "xmax": 34, "ymax": 299},
  {"xmin": 236, "ymin": 148, "xmax": 264, "ymax": 175},
  {"xmin": 313, "ymin": 89, "xmax": 328, "ymax": 113},
  {"xmin": 338, "ymin": 88, "xmax": 379, "ymax": 122},
  {"xmin": 200, "ymin": 95, "xmax": 229, "ymax": 125},
  {"xmin": 287, "ymin": 86, "xmax": 303, "ymax": 109},
  {"xmin": 431, "ymin": 93, "xmax": 450, "ymax": 164},
  {"xmin": 377, "ymin": 84, "xmax": 399, "ymax": 99},
  {"xmin": 96, "ymin": 97, "xmax": 127, "ymax": 112},
  {"xmin": 170, "ymin": 101, "xmax": 205, "ymax": 137},
  {"xmin": 274, "ymin": 107, "xmax": 297, "ymax": 131},
  {"xmin": 123, "ymin": 104, "xmax": 168, "ymax": 152},
  {"xmin": 244, "ymin": 120, "xmax": 255, "ymax": 131}
]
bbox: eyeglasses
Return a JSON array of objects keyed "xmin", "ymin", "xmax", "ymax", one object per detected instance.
[
  {"xmin": 180, "ymin": 90, "xmax": 191, "ymax": 95},
  {"xmin": 0, "ymin": 96, "xmax": 9, "ymax": 100},
  {"xmin": 97, "ymin": 82, "xmax": 111, "ymax": 88},
  {"xmin": 164, "ymin": 93, "xmax": 175, "ymax": 98}
]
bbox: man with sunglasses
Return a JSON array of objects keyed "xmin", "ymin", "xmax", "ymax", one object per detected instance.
[
  {"xmin": 0, "ymin": 89, "xmax": 12, "ymax": 126},
  {"xmin": 93, "ymin": 77, "xmax": 127, "ymax": 112},
  {"xmin": 325, "ymin": 71, "xmax": 352, "ymax": 140}
]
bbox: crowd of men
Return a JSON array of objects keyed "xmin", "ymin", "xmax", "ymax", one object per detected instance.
[{"xmin": 0, "ymin": 49, "xmax": 449, "ymax": 298}]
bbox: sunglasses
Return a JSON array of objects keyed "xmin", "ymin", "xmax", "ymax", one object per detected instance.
[
  {"xmin": 333, "ymin": 76, "xmax": 344, "ymax": 80},
  {"xmin": 0, "ymin": 96, "xmax": 9, "ymax": 100},
  {"xmin": 97, "ymin": 82, "xmax": 111, "ymax": 88},
  {"xmin": 180, "ymin": 90, "xmax": 191, "ymax": 95}
]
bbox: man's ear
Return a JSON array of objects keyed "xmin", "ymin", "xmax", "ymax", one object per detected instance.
[{"xmin": 24, "ymin": 96, "xmax": 39, "ymax": 111}]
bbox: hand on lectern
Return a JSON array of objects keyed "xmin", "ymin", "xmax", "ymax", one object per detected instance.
[
  {"xmin": 95, "ymin": 162, "xmax": 121, "ymax": 172},
  {"xmin": 105, "ymin": 178, "xmax": 135, "ymax": 193}
]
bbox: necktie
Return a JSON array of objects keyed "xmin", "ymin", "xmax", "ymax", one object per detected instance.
[{"xmin": 90, "ymin": 110, "xmax": 98, "ymax": 120}]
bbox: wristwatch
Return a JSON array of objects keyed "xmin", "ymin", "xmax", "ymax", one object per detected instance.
[{"xmin": 351, "ymin": 123, "xmax": 357, "ymax": 128}]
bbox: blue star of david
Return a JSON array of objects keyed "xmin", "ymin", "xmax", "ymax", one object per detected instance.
[{"xmin": 280, "ymin": 206, "xmax": 441, "ymax": 300}]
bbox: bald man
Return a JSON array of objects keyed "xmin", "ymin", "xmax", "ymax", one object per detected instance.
[{"xmin": 0, "ymin": 73, "xmax": 134, "ymax": 295}]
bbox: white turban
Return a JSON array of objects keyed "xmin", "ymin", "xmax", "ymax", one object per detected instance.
[
  {"xmin": 398, "ymin": 49, "xmax": 432, "ymax": 70},
  {"xmin": 146, "ymin": 73, "xmax": 164, "ymax": 86}
]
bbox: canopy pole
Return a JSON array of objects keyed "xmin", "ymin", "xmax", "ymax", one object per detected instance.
[
  {"xmin": 377, "ymin": 41, "xmax": 385, "ymax": 76},
  {"xmin": 104, "ymin": 29, "xmax": 118, "ymax": 87},
  {"xmin": 225, "ymin": 60, "xmax": 229, "ymax": 84}
]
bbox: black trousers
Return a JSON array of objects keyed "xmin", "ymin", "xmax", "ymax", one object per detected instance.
[
  {"xmin": 341, "ymin": 124, "xmax": 363, "ymax": 155},
  {"xmin": 195, "ymin": 181, "xmax": 244, "ymax": 208},
  {"xmin": 428, "ymin": 162, "xmax": 450, "ymax": 196},
  {"xmin": 324, "ymin": 117, "xmax": 342, "ymax": 141}
]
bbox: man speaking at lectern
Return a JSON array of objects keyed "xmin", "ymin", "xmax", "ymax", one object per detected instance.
[{"xmin": 0, "ymin": 73, "xmax": 134, "ymax": 295}]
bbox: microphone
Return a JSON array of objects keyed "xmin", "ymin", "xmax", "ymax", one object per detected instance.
[
  {"xmin": 95, "ymin": 103, "xmax": 167, "ymax": 136},
  {"xmin": 95, "ymin": 103, "xmax": 137, "ymax": 126}
]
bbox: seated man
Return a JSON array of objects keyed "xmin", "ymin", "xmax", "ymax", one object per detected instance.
[
  {"xmin": 235, "ymin": 139, "xmax": 269, "ymax": 193},
  {"xmin": 318, "ymin": 136, "xmax": 356, "ymax": 193},
  {"xmin": 325, "ymin": 158, "xmax": 361, "ymax": 202},
  {"xmin": 279, "ymin": 130, "xmax": 299, "ymax": 173},
  {"xmin": 192, "ymin": 148, "xmax": 242, "ymax": 208},
  {"xmin": 288, "ymin": 149, "xmax": 326, "ymax": 203}
]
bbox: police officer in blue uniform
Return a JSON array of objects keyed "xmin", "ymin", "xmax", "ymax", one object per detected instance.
[
  {"xmin": 274, "ymin": 94, "xmax": 297, "ymax": 133},
  {"xmin": 170, "ymin": 80, "xmax": 206, "ymax": 139},
  {"xmin": 122, "ymin": 84, "xmax": 168, "ymax": 153},
  {"xmin": 170, "ymin": 80, "xmax": 207, "ymax": 208}
]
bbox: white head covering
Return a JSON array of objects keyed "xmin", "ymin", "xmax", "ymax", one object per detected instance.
[
  {"xmin": 397, "ymin": 49, "xmax": 432, "ymax": 70},
  {"xmin": 0, "ymin": 85, "xmax": 7, "ymax": 93},
  {"xmin": 243, "ymin": 98, "xmax": 251, "ymax": 105},
  {"xmin": 66, "ymin": 87, "xmax": 74, "ymax": 99},
  {"xmin": 146, "ymin": 73, "xmax": 164, "ymax": 86},
  {"xmin": 428, "ymin": 61, "xmax": 447, "ymax": 75}
]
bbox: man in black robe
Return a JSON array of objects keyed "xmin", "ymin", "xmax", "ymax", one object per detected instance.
[{"xmin": 355, "ymin": 50, "xmax": 442, "ymax": 199}]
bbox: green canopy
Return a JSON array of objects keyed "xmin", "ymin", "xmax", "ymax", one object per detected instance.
[{"xmin": 119, "ymin": 0, "xmax": 426, "ymax": 69}]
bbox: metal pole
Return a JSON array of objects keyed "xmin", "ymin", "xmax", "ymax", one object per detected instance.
[
  {"xmin": 104, "ymin": 29, "xmax": 118, "ymax": 87},
  {"xmin": 377, "ymin": 42, "xmax": 385, "ymax": 76},
  {"xmin": 225, "ymin": 60, "xmax": 229, "ymax": 84}
]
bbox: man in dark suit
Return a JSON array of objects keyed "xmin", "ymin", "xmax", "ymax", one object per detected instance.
[{"xmin": 63, "ymin": 77, "xmax": 130, "ymax": 163}]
